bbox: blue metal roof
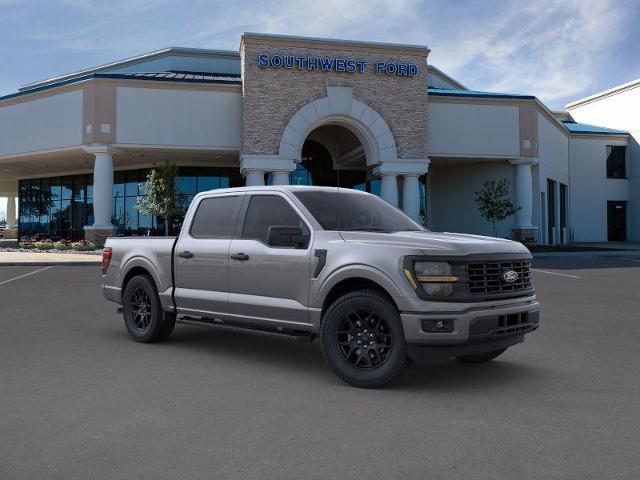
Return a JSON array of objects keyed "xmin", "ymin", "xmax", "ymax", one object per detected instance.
[
  {"xmin": 0, "ymin": 71, "xmax": 242, "ymax": 102},
  {"xmin": 428, "ymin": 87, "xmax": 535, "ymax": 100},
  {"xmin": 562, "ymin": 121, "xmax": 628, "ymax": 135}
]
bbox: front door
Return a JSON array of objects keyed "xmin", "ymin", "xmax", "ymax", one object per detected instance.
[
  {"xmin": 228, "ymin": 193, "xmax": 313, "ymax": 328},
  {"xmin": 173, "ymin": 194, "xmax": 243, "ymax": 316},
  {"xmin": 607, "ymin": 201, "xmax": 627, "ymax": 241}
]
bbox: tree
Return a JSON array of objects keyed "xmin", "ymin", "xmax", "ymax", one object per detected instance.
[
  {"xmin": 474, "ymin": 179, "xmax": 520, "ymax": 237},
  {"xmin": 136, "ymin": 161, "xmax": 182, "ymax": 236}
]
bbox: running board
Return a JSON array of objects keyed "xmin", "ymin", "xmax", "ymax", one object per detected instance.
[{"xmin": 176, "ymin": 316, "xmax": 316, "ymax": 342}]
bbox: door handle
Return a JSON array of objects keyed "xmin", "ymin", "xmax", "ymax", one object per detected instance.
[
  {"xmin": 177, "ymin": 251, "xmax": 194, "ymax": 259},
  {"xmin": 230, "ymin": 253, "xmax": 250, "ymax": 261}
]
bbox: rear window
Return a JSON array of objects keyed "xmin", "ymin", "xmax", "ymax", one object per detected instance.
[
  {"xmin": 294, "ymin": 190, "xmax": 422, "ymax": 232},
  {"xmin": 190, "ymin": 195, "xmax": 241, "ymax": 238}
]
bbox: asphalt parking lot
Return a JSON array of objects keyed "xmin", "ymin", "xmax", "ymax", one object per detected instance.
[{"xmin": 1, "ymin": 257, "xmax": 639, "ymax": 479}]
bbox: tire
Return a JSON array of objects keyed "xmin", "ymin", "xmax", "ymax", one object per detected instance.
[
  {"xmin": 122, "ymin": 275, "xmax": 175, "ymax": 343},
  {"xmin": 455, "ymin": 348, "xmax": 507, "ymax": 364},
  {"xmin": 320, "ymin": 289, "xmax": 411, "ymax": 388}
]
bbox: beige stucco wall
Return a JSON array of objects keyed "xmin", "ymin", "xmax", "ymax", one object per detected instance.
[
  {"xmin": 427, "ymin": 101, "xmax": 520, "ymax": 157},
  {"xmin": 0, "ymin": 90, "xmax": 83, "ymax": 157},
  {"xmin": 116, "ymin": 86, "xmax": 242, "ymax": 148},
  {"xmin": 240, "ymin": 36, "xmax": 428, "ymax": 160}
]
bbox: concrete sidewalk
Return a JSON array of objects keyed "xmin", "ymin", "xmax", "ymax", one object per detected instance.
[{"xmin": 0, "ymin": 251, "xmax": 101, "ymax": 266}]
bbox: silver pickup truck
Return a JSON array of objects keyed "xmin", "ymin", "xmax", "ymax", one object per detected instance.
[{"xmin": 101, "ymin": 186, "xmax": 540, "ymax": 388}]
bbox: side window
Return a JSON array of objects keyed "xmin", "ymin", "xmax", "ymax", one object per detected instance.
[
  {"xmin": 606, "ymin": 145, "xmax": 626, "ymax": 179},
  {"xmin": 190, "ymin": 195, "xmax": 241, "ymax": 238},
  {"xmin": 242, "ymin": 195, "xmax": 309, "ymax": 246}
]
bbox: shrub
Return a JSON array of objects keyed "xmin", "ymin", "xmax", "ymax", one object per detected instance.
[
  {"xmin": 71, "ymin": 240, "xmax": 97, "ymax": 251},
  {"xmin": 54, "ymin": 240, "xmax": 73, "ymax": 250},
  {"xmin": 33, "ymin": 239, "xmax": 54, "ymax": 250}
]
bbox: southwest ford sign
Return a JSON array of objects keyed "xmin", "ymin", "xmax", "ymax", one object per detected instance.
[{"xmin": 257, "ymin": 54, "xmax": 418, "ymax": 77}]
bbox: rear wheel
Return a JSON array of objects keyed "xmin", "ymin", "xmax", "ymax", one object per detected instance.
[
  {"xmin": 320, "ymin": 289, "xmax": 410, "ymax": 388},
  {"xmin": 122, "ymin": 275, "xmax": 175, "ymax": 343},
  {"xmin": 455, "ymin": 348, "xmax": 507, "ymax": 364}
]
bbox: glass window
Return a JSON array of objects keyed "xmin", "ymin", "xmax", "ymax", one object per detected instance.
[
  {"xmin": 242, "ymin": 195, "xmax": 308, "ymax": 245},
  {"xmin": 176, "ymin": 175, "xmax": 197, "ymax": 195},
  {"xmin": 125, "ymin": 170, "xmax": 139, "ymax": 197},
  {"xmin": 113, "ymin": 171, "xmax": 125, "ymax": 199},
  {"xmin": 113, "ymin": 196, "xmax": 125, "ymax": 233},
  {"xmin": 190, "ymin": 195, "xmax": 241, "ymax": 238},
  {"xmin": 73, "ymin": 175, "xmax": 86, "ymax": 202},
  {"xmin": 62, "ymin": 177, "xmax": 73, "ymax": 200},
  {"xmin": 87, "ymin": 175, "xmax": 93, "ymax": 200},
  {"xmin": 606, "ymin": 146, "xmax": 626, "ymax": 179},
  {"xmin": 124, "ymin": 197, "xmax": 139, "ymax": 234},
  {"xmin": 294, "ymin": 190, "xmax": 422, "ymax": 232},
  {"xmin": 291, "ymin": 163, "xmax": 312, "ymax": 186},
  {"xmin": 197, "ymin": 176, "xmax": 219, "ymax": 192}
]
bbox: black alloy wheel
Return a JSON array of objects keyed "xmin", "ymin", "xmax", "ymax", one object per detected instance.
[
  {"xmin": 122, "ymin": 274, "xmax": 175, "ymax": 343},
  {"xmin": 130, "ymin": 287, "xmax": 153, "ymax": 332},
  {"xmin": 321, "ymin": 289, "xmax": 410, "ymax": 388},
  {"xmin": 337, "ymin": 310, "xmax": 393, "ymax": 369}
]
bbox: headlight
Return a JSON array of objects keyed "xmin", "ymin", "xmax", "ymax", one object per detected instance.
[{"xmin": 413, "ymin": 261, "xmax": 458, "ymax": 296}]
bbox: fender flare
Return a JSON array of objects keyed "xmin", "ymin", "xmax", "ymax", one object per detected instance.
[
  {"xmin": 118, "ymin": 255, "xmax": 164, "ymax": 293},
  {"xmin": 316, "ymin": 263, "xmax": 407, "ymax": 308}
]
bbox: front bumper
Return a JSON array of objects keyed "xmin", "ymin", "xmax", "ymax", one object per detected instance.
[{"xmin": 401, "ymin": 295, "xmax": 540, "ymax": 348}]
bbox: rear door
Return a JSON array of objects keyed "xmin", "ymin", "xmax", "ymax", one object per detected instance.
[
  {"xmin": 607, "ymin": 201, "xmax": 627, "ymax": 241},
  {"xmin": 173, "ymin": 193, "xmax": 243, "ymax": 317},
  {"xmin": 228, "ymin": 193, "xmax": 313, "ymax": 327}
]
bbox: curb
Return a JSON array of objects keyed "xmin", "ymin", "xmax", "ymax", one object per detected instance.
[{"xmin": 532, "ymin": 251, "xmax": 640, "ymax": 258}]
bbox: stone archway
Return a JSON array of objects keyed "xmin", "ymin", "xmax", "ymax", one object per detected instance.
[
  {"xmin": 278, "ymin": 86, "xmax": 398, "ymax": 166},
  {"xmin": 240, "ymin": 85, "xmax": 429, "ymax": 220}
]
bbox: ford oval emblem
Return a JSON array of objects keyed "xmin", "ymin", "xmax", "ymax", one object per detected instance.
[{"xmin": 502, "ymin": 270, "xmax": 519, "ymax": 283}]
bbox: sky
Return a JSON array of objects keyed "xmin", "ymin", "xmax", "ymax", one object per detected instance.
[{"xmin": 1, "ymin": 0, "xmax": 640, "ymax": 215}]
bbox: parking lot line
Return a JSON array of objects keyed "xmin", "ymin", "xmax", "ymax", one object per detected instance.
[
  {"xmin": 621, "ymin": 258, "xmax": 640, "ymax": 263},
  {"xmin": 0, "ymin": 266, "xmax": 52, "ymax": 286},
  {"xmin": 531, "ymin": 268, "xmax": 581, "ymax": 279}
]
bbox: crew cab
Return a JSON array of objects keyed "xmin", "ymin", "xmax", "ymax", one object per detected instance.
[{"xmin": 101, "ymin": 186, "xmax": 540, "ymax": 388}]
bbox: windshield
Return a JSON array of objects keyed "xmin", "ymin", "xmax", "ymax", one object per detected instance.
[{"xmin": 293, "ymin": 190, "xmax": 424, "ymax": 232}]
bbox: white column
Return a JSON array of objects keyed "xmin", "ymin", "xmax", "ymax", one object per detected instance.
[
  {"xmin": 401, "ymin": 174, "xmax": 420, "ymax": 221},
  {"xmin": 271, "ymin": 171, "xmax": 290, "ymax": 185},
  {"xmin": 380, "ymin": 174, "xmax": 398, "ymax": 207},
  {"xmin": 92, "ymin": 152, "xmax": 114, "ymax": 227},
  {"xmin": 6, "ymin": 195, "xmax": 16, "ymax": 228},
  {"xmin": 245, "ymin": 170, "xmax": 265, "ymax": 186},
  {"xmin": 511, "ymin": 159, "xmax": 536, "ymax": 229}
]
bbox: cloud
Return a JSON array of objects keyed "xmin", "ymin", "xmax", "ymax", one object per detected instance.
[
  {"xmin": 1, "ymin": 0, "xmax": 637, "ymax": 108},
  {"xmin": 426, "ymin": 0, "xmax": 633, "ymax": 107}
]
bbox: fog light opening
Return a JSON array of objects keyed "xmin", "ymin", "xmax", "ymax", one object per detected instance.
[{"xmin": 422, "ymin": 319, "xmax": 454, "ymax": 333}]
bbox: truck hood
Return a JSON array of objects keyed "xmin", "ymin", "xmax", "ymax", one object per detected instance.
[{"xmin": 339, "ymin": 230, "xmax": 531, "ymax": 257}]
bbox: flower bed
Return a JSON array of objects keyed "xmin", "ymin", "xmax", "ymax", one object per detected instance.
[{"xmin": 7, "ymin": 236, "xmax": 101, "ymax": 255}]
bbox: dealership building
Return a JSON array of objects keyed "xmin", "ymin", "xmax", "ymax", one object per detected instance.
[{"xmin": 0, "ymin": 33, "xmax": 637, "ymax": 244}]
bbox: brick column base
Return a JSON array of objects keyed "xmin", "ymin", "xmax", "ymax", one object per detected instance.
[
  {"xmin": 1, "ymin": 227, "xmax": 18, "ymax": 239},
  {"xmin": 84, "ymin": 226, "xmax": 116, "ymax": 247}
]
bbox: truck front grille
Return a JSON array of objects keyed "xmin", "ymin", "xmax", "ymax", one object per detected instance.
[{"xmin": 466, "ymin": 260, "xmax": 532, "ymax": 295}]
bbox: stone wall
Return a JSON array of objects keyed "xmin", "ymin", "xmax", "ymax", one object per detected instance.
[{"xmin": 240, "ymin": 36, "xmax": 428, "ymax": 160}]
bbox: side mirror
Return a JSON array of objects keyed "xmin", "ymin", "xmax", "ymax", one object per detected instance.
[{"xmin": 267, "ymin": 226, "xmax": 310, "ymax": 248}]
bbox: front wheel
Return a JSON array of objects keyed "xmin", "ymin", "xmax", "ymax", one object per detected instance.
[
  {"xmin": 320, "ymin": 289, "xmax": 410, "ymax": 388},
  {"xmin": 455, "ymin": 348, "xmax": 507, "ymax": 364},
  {"xmin": 122, "ymin": 275, "xmax": 175, "ymax": 343}
]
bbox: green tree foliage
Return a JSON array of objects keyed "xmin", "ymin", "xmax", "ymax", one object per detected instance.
[
  {"xmin": 474, "ymin": 179, "xmax": 520, "ymax": 237},
  {"xmin": 135, "ymin": 161, "xmax": 182, "ymax": 236}
]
